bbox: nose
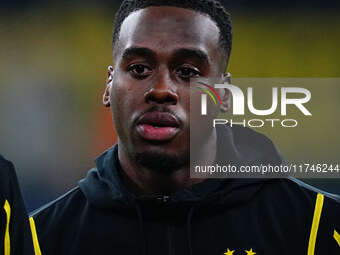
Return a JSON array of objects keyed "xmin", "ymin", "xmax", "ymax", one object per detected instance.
[{"xmin": 144, "ymin": 74, "xmax": 178, "ymax": 105}]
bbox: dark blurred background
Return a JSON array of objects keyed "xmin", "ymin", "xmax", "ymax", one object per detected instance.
[{"xmin": 0, "ymin": 0, "xmax": 339, "ymax": 212}]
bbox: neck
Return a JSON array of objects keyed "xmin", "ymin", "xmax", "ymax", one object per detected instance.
[{"xmin": 118, "ymin": 131, "xmax": 217, "ymax": 196}]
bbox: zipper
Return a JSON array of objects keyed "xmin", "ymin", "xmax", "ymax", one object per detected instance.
[
  {"xmin": 156, "ymin": 195, "xmax": 174, "ymax": 254},
  {"xmin": 156, "ymin": 195, "xmax": 170, "ymax": 203},
  {"xmin": 167, "ymin": 217, "xmax": 174, "ymax": 255}
]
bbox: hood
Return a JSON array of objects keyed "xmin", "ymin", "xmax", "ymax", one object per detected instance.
[{"xmin": 79, "ymin": 124, "xmax": 285, "ymax": 209}]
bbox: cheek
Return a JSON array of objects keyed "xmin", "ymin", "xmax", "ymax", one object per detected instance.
[
  {"xmin": 110, "ymin": 84, "xmax": 130, "ymax": 127},
  {"xmin": 178, "ymin": 89, "xmax": 190, "ymax": 114},
  {"xmin": 110, "ymin": 82, "xmax": 146, "ymax": 122}
]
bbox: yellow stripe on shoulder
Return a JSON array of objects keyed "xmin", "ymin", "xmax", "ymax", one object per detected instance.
[
  {"xmin": 3, "ymin": 200, "xmax": 11, "ymax": 255},
  {"xmin": 307, "ymin": 193, "xmax": 324, "ymax": 255},
  {"xmin": 334, "ymin": 230, "xmax": 340, "ymax": 247},
  {"xmin": 29, "ymin": 217, "xmax": 42, "ymax": 255}
]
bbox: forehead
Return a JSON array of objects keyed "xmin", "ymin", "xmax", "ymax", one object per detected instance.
[{"xmin": 115, "ymin": 6, "xmax": 221, "ymax": 61}]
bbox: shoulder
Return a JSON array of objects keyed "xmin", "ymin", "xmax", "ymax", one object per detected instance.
[
  {"xmin": 258, "ymin": 177, "xmax": 340, "ymax": 238},
  {"xmin": 281, "ymin": 178, "xmax": 340, "ymax": 251},
  {"xmin": 30, "ymin": 187, "xmax": 89, "ymax": 243},
  {"xmin": 0, "ymin": 155, "xmax": 16, "ymax": 180},
  {"xmin": 286, "ymin": 177, "xmax": 340, "ymax": 202},
  {"xmin": 31, "ymin": 187, "xmax": 86, "ymax": 220},
  {"xmin": 284, "ymin": 178, "xmax": 340, "ymax": 227},
  {"xmin": 29, "ymin": 187, "xmax": 90, "ymax": 254},
  {"xmin": 0, "ymin": 155, "xmax": 23, "ymax": 202},
  {"xmin": 0, "ymin": 155, "xmax": 35, "ymax": 254},
  {"xmin": 260, "ymin": 177, "xmax": 340, "ymax": 207},
  {"xmin": 249, "ymin": 177, "xmax": 340, "ymax": 227}
]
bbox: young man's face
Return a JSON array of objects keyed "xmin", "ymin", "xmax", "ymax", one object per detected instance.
[{"xmin": 105, "ymin": 6, "xmax": 227, "ymax": 171}]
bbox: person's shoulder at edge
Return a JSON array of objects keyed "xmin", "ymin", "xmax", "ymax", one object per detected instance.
[
  {"xmin": 0, "ymin": 154, "xmax": 29, "ymax": 203},
  {"xmin": 0, "ymin": 154, "xmax": 35, "ymax": 255},
  {"xmin": 0, "ymin": 154, "xmax": 17, "ymax": 183}
]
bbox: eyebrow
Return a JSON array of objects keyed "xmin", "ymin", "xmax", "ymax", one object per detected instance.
[
  {"xmin": 172, "ymin": 48, "xmax": 209, "ymax": 65},
  {"xmin": 121, "ymin": 47, "xmax": 156, "ymax": 61},
  {"xmin": 120, "ymin": 47, "xmax": 210, "ymax": 65}
]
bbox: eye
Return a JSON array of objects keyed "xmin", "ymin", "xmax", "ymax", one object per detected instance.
[
  {"xmin": 176, "ymin": 66, "xmax": 201, "ymax": 79},
  {"xmin": 127, "ymin": 64, "xmax": 152, "ymax": 77}
]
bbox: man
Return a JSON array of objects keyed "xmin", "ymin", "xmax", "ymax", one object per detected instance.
[
  {"xmin": 30, "ymin": 0, "xmax": 340, "ymax": 254},
  {"xmin": 0, "ymin": 155, "xmax": 35, "ymax": 255}
]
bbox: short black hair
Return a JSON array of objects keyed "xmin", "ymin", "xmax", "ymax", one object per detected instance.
[{"xmin": 112, "ymin": 0, "xmax": 233, "ymax": 67}]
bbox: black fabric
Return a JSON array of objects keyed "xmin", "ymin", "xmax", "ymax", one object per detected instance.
[
  {"xmin": 31, "ymin": 125, "xmax": 340, "ymax": 255},
  {"xmin": 0, "ymin": 156, "xmax": 35, "ymax": 255}
]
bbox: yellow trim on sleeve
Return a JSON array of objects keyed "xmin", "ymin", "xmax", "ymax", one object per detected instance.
[
  {"xmin": 307, "ymin": 193, "xmax": 324, "ymax": 255},
  {"xmin": 334, "ymin": 230, "xmax": 340, "ymax": 247},
  {"xmin": 29, "ymin": 217, "xmax": 42, "ymax": 255},
  {"xmin": 3, "ymin": 200, "xmax": 11, "ymax": 255}
]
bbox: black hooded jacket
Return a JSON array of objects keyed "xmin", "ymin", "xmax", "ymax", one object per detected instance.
[
  {"xmin": 0, "ymin": 156, "xmax": 35, "ymax": 255},
  {"xmin": 30, "ymin": 125, "xmax": 340, "ymax": 255}
]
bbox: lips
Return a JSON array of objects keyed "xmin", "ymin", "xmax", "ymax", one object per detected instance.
[{"xmin": 136, "ymin": 112, "xmax": 180, "ymax": 141}]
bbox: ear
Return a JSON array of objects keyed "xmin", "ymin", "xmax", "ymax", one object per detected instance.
[
  {"xmin": 103, "ymin": 66, "xmax": 114, "ymax": 107},
  {"xmin": 220, "ymin": 73, "xmax": 231, "ymax": 113}
]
